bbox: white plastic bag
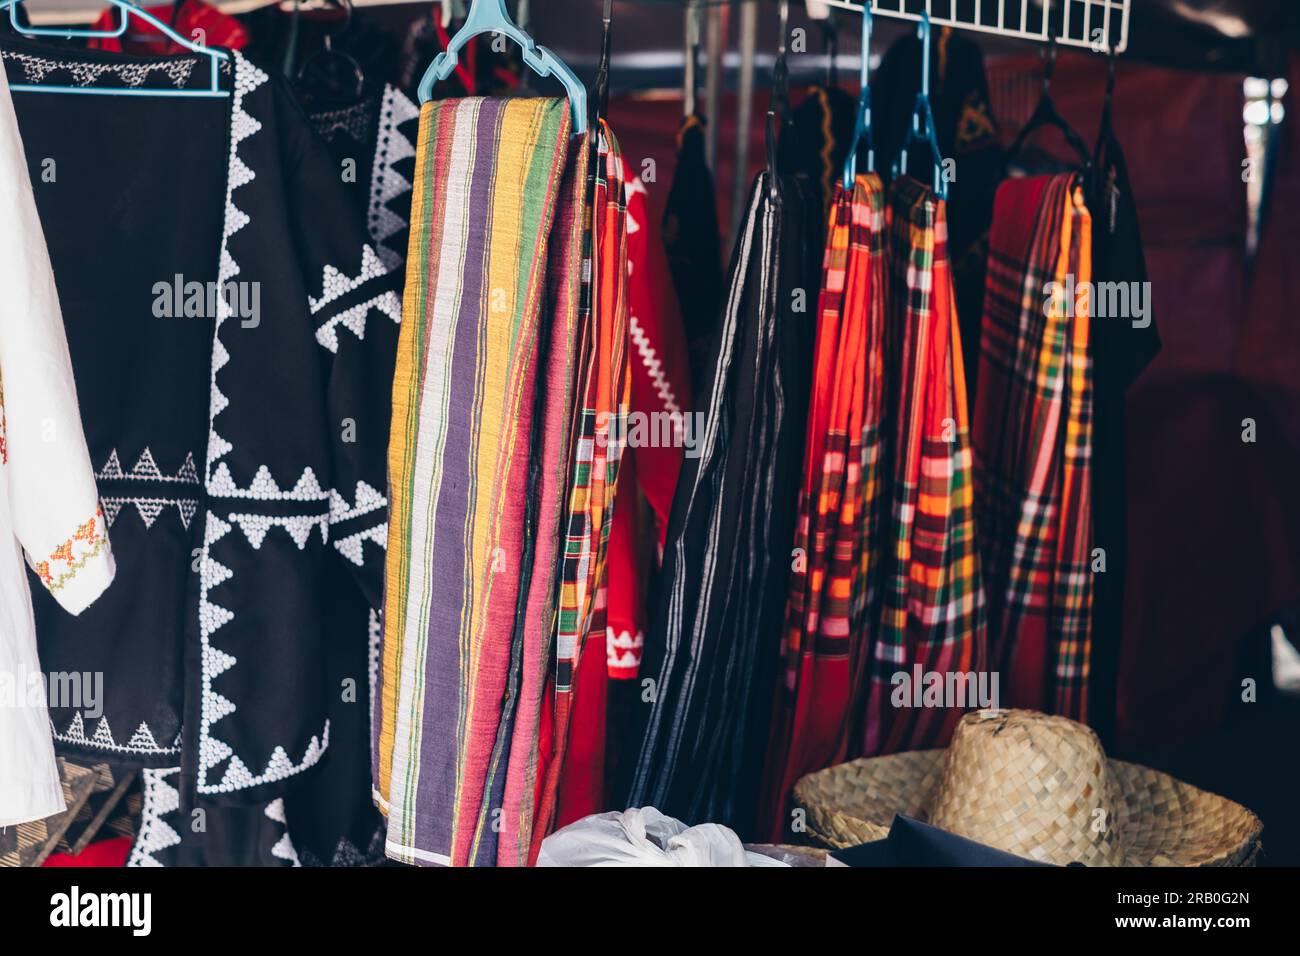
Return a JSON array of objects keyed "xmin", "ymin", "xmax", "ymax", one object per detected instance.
[{"xmin": 537, "ymin": 807, "xmax": 790, "ymax": 867}]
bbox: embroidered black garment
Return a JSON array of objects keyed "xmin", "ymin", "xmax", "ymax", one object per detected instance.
[
  {"xmin": 5, "ymin": 42, "xmax": 400, "ymax": 818},
  {"xmin": 6, "ymin": 37, "xmax": 225, "ymax": 769},
  {"xmin": 623, "ymin": 174, "xmax": 815, "ymax": 837},
  {"xmin": 280, "ymin": 83, "xmax": 419, "ymax": 867},
  {"xmin": 306, "ymin": 84, "xmax": 420, "ymax": 283}
]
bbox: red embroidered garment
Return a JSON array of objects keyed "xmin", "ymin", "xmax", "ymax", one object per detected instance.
[{"xmin": 87, "ymin": 1, "xmax": 249, "ymax": 54}]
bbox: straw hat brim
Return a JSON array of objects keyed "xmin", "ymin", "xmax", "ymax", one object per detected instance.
[{"xmin": 793, "ymin": 750, "xmax": 1263, "ymax": 866}]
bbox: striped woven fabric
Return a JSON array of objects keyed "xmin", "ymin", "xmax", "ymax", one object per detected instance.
[
  {"xmin": 376, "ymin": 97, "xmax": 576, "ymax": 867},
  {"xmin": 528, "ymin": 121, "xmax": 632, "ymax": 859},
  {"xmin": 972, "ymin": 174, "xmax": 1094, "ymax": 719},
  {"xmin": 862, "ymin": 176, "xmax": 987, "ymax": 757},
  {"xmin": 759, "ymin": 173, "xmax": 890, "ymax": 839},
  {"xmin": 479, "ymin": 136, "xmax": 591, "ymax": 868},
  {"xmin": 621, "ymin": 172, "xmax": 815, "ymax": 835}
]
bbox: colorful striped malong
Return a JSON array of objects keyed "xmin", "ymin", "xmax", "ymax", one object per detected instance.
[
  {"xmin": 759, "ymin": 172, "xmax": 890, "ymax": 840},
  {"xmin": 863, "ymin": 175, "xmax": 986, "ymax": 757},
  {"xmin": 376, "ymin": 97, "xmax": 573, "ymax": 867},
  {"xmin": 528, "ymin": 121, "xmax": 632, "ymax": 859},
  {"xmin": 972, "ymin": 174, "xmax": 1094, "ymax": 719},
  {"xmin": 492, "ymin": 136, "xmax": 591, "ymax": 868}
]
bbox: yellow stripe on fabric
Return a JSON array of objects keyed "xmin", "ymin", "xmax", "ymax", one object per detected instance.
[
  {"xmin": 379, "ymin": 98, "xmax": 439, "ymax": 806},
  {"xmin": 463, "ymin": 101, "xmax": 559, "ymax": 864}
]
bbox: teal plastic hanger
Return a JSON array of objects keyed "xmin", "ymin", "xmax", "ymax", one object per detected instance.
[
  {"xmin": 894, "ymin": 12, "xmax": 946, "ymax": 199},
  {"xmin": 841, "ymin": 4, "xmax": 873, "ymax": 192},
  {"xmin": 1, "ymin": 0, "xmax": 229, "ymax": 98},
  {"xmin": 417, "ymin": 0, "xmax": 587, "ymax": 136}
]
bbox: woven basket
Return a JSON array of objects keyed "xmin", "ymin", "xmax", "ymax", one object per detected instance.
[{"xmin": 793, "ymin": 710, "xmax": 1262, "ymax": 867}]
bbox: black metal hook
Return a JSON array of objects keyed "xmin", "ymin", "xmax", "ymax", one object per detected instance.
[
  {"xmin": 591, "ymin": 0, "xmax": 613, "ymax": 124},
  {"xmin": 1041, "ymin": 33, "xmax": 1058, "ymax": 95}
]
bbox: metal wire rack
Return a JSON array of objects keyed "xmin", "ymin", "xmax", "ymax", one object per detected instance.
[{"xmin": 818, "ymin": 0, "xmax": 1128, "ymax": 54}]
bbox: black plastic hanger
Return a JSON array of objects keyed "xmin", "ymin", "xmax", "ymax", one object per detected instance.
[
  {"xmin": 1090, "ymin": 46, "xmax": 1118, "ymax": 183},
  {"xmin": 766, "ymin": 0, "xmax": 792, "ymax": 204},
  {"xmin": 823, "ymin": 12, "xmax": 839, "ymax": 90},
  {"xmin": 296, "ymin": 0, "xmax": 366, "ymax": 102},
  {"xmin": 1006, "ymin": 35, "xmax": 1092, "ymax": 174},
  {"xmin": 591, "ymin": 0, "xmax": 612, "ymax": 126}
]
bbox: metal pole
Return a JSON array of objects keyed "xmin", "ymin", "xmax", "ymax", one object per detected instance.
[
  {"xmin": 704, "ymin": 1, "xmax": 725, "ymax": 170},
  {"xmin": 731, "ymin": 0, "xmax": 758, "ymax": 243},
  {"xmin": 683, "ymin": 1, "xmax": 698, "ymax": 118}
]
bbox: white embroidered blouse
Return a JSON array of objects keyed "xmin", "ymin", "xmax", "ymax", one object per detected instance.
[{"xmin": 0, "ymin": 68, "xmax": 115, "ymax": 828}]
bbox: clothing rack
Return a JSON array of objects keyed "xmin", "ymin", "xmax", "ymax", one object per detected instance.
[
  {"xmin": 20, "ymin": 1, "xmax": 1129, "ymax": 52},
  {"xmin": 820, "ymin": 0, "xmax": 1128, "ymax": 54},
  {"xmin": 629, "ymin": 0, "xmax": 1127, "ymax": 54}
]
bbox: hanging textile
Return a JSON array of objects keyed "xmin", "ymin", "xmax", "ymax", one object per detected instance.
[
  {"xmin": 1084, "ymin": 131, "xmax": 1160, "ymax": 748},
  {"xmin": 86, "ymin": 1, "xmax": 250, "ymax": 54},
  {"xmin": 489, "ymin": 140, "xmax": 591, "ymax": 868},
  {"xmin": 0, "ymin": 66, "xmax": 116, "ymax": 829},
  {"xmin": 605, "ymin": 168, "xmax": 692, "ymax": 680},
  {"xmin": 662, "ymin": 115, "xmax": 724, "ymax": 395},
  {"xmin": 308, "ymin": 84, "xmax": 422, "ymax": 280},
  {"xmin": 759, "ymin": 173, "xmax": 889, "ymax": 840},
  {"xmin": 376, "ymin": 97, "xmax": 579, "ymax": 867},
  {"xmin": 873, "ymin": 28, "xmax": 1004, "ymax": 398},
  {"xmin": 6, "ymin": 42, "xmax": 400, "ymax": 866},
  {"xmin": 127, "ymin": 769, "xmax": 299, "ymax": 867},
  {"xmin": 621, "ymin": 172, "xmax": 815, "ymax": 837},
  {"xmin": 281, "ymin": 83, "xmax": 421, "ymax": 868},
  {"xmin": 554, "ymin": 155, "xmax": 691, "ymax": 829},
  {"xmin": 529, "ymin": 120, "xmax": 632, "ymax": 856},
  {"xmin": 973, "ymin": 174, "xmax": 1094, "ymax": 719},
  {"xmin": 862, "ymin": 176, "xmax": 987, "ymax": 756},
  {"xmin": 777, "ymin": 83, "xmax": 857, "ymax": 244}
]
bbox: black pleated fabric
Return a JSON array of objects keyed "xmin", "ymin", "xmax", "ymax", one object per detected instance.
[{"xmin": 622, "ymin": 172, "xmax": 814, "ymax": 838}]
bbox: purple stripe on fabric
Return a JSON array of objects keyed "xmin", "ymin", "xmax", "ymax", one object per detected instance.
[{"xmin": 411, "ymin": 97, "xmax": 507, "ymax": 860}]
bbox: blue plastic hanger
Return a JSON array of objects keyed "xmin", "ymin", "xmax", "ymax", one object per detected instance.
[
  {"xmin": 417, "ymin": 0, "xmax": 587, "ymax": 136},
  {"xmin": 841, "ymin": 4, "xmax": 873, "ymax": 192},
  {"xmin": 894, "ymin": 12, "xmax": 946, "ymax": 199},
  {"xmin": 1, "ymin": 0, "xmax": 229, "ymax": 98}
]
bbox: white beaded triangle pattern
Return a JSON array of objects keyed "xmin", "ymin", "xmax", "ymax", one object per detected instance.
[
  {"xmin": 53, "ymin": 712, "xmax": 179, "ymax": 756},
  {"xmin": 310, "ymin": 245, "xmax": 402, "ymax": 353},
  {"xmin": 126, "ymin": 769, "xmax": 183, "ymax": 867},
  {"xmin": 229, "ymin": 512, "xmax": 329, "ymax": 550},
  {"xmin": 366, "ymin": 84, "xmax": 420, "ymax": 271},
  {"xmin": 199, "ymin": 725, "xmax": 331, "ymax": 796},
  {"xmin": 205, "ymin": 50, "xmax": 269, "ymax": 483},
  {"xmin": 329, "ymin": 480, "xmax": 387, "ymax": 522},
  {"xmin": 330, "ymin": 480, "xmax": 388, "ymax": 565},
  {"xmin": 209, "ymin": 462, "xmax": 328, "ymax": 501},
  {"xmin": 265, "ymin": 798, "xmax": 302, "ymax": 866},
  {"xmin": 333, "ymin": 523, "xmax": 388, "ymax": 566},
  {"xmin": 314, "ymin": 287, "xmax": 402, "ymax": 353}
]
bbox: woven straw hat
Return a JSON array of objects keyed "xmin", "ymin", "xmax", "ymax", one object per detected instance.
[{"xmin": 793, "ymin": 710, "xmax": 1262, "ymax": 866}]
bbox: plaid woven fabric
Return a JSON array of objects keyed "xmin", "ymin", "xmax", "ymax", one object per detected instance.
[
  {"xmin": 759, "ymin": 173, "xmax": 889, "ymax": 839},
  {"xmin": 973, "ymin": 174, "xmax": 1094, "ymax": 719},
  {"xmin": 528, "ymin": 120, "xmax": 631, "ymax": 858},
  {"xmin": 863, "ymin": 176, "xmax": 986, "ymax": 756}
]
